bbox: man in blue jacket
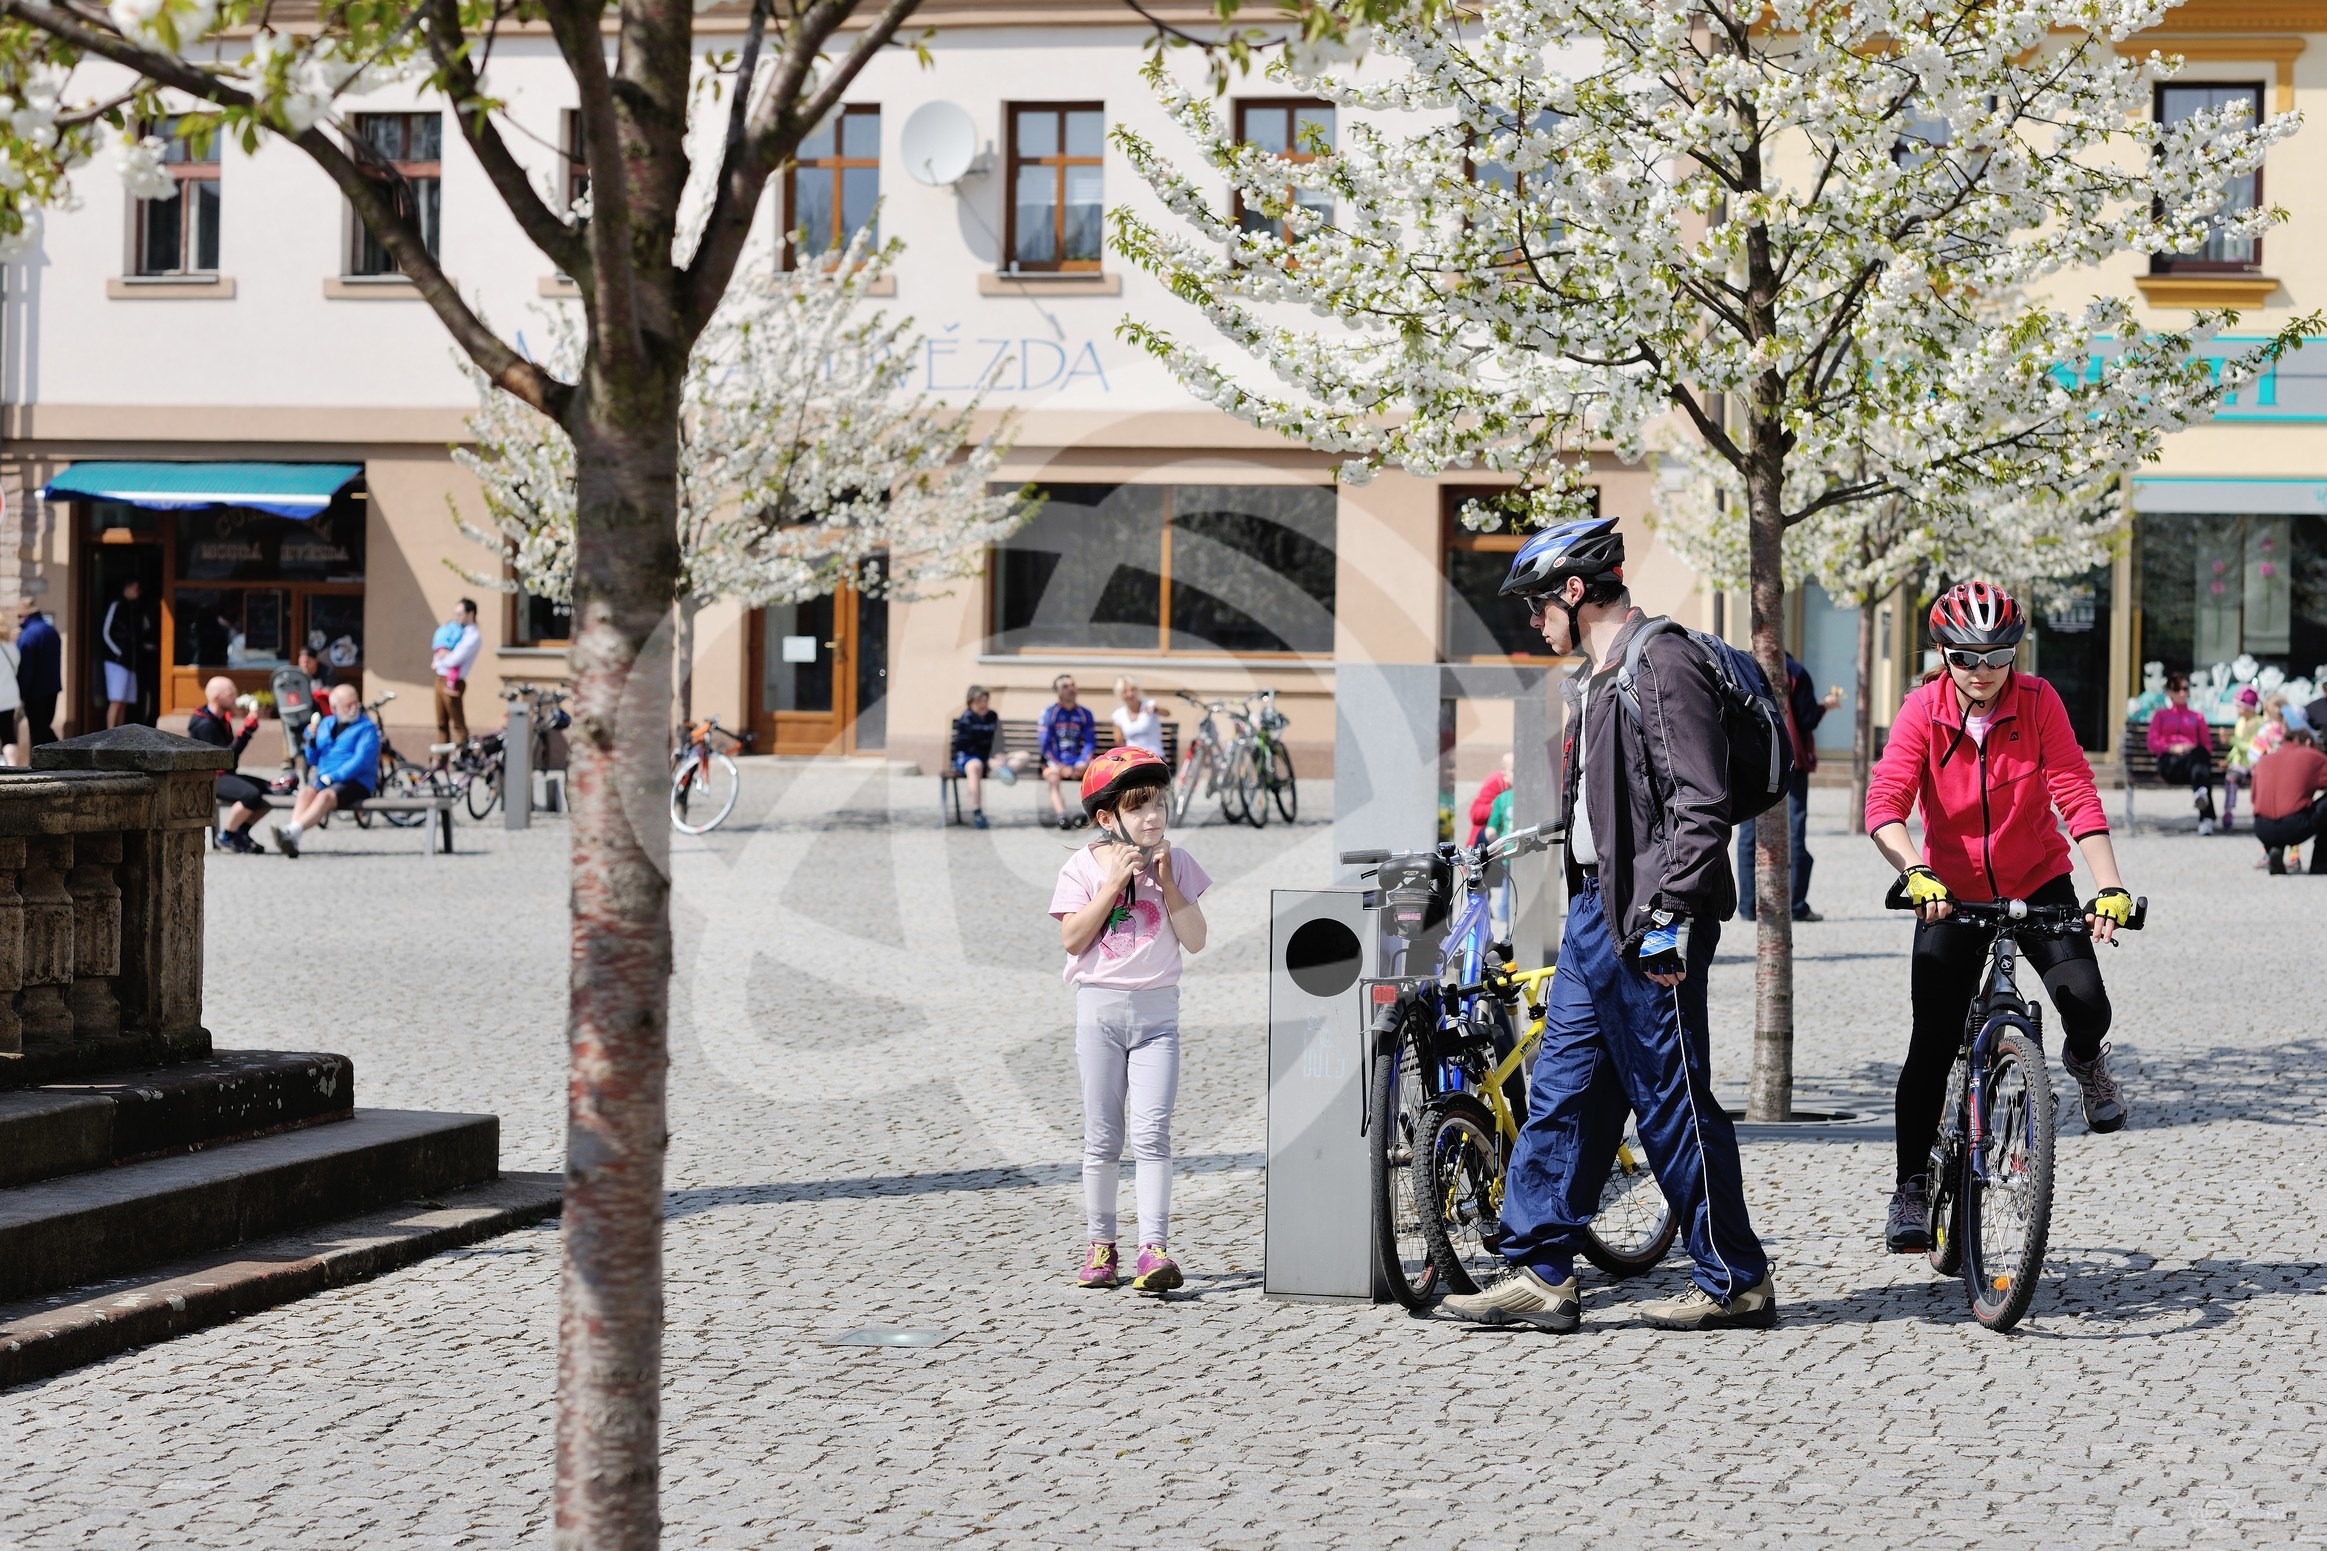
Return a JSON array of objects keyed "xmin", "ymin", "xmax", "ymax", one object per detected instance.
[
  {"xmin": 14, "ymin": 595, "xmax": 62, "ymax": 749},
  {"xmin": 272, "ymin": 683, "xmax": 378, "ymax": 858}
]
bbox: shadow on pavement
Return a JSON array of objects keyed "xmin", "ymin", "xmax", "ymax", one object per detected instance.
[{"xmin": 664, "ymin": 1151, "xmax": 1265, "ymax": 1220}]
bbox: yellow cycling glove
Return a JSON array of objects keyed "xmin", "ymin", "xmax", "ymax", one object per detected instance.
[
  {"xmin": 2086, "ymin": 888, "xmax": 2133, "ymax": 926},
  {"xmin": 1901, "ymin": 865, "xmax": 1952, "ymax": 908}
]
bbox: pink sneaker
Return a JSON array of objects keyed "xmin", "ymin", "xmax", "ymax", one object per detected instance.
[
  {"xmin": 1131, "ymin": 1245, "xmax": 1182, "ymax": 1294},
  {"xmin": 1077, "ymin": 1241, "xmax": 1119, "ymax": 1289}
]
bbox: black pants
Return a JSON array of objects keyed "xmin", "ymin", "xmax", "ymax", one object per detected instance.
[
  {"xmin": 215, "ymin": 772, "xmax": 272, "ymax": 828},
  {"xmin": 2254, "ymin": 798, "xmax": 2327, "ymax": 873},
  {"xmin": 20, "ymin": 692, "xmax": 56, "ymax": 748},
  {"xmin": 2155, "ymin": 749, "xmax": 2217, "ymax": 821},
  {"xmin": 1897, "ymin": 873, "xmax": 2110, "ymax": 1184}
]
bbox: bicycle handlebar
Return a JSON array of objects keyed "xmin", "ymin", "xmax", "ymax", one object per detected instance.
[
  {"xmin": 1882, "ymin": 876, "xmax": 2147, "ymax": 932},
  {"xmin": 1339, "ymin": 848, "xmax": 1391, "ymax": 866}
]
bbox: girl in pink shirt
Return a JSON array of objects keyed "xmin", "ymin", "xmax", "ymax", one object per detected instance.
[{"xmin": 1049, "ymin": 747, "xmax": 1210, "ymax": 1294}]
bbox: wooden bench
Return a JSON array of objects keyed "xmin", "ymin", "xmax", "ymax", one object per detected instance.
[
  {"xmin": 938, "ymin": 719, "xmax": 1180, "ymax": 826},
  {"xmin": 2118, "ymin": 719, "xmax": 2231, "ymax": 826}
]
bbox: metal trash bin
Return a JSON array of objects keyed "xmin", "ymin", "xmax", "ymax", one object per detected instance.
[{"xmin": 1265, "ymin": 887, "xmax": 1381, "ymax": 1302}]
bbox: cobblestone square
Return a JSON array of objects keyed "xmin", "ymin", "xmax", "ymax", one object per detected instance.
[{"xmin": 4, "ymin": 769, "xmax": 2323, "ymax": 1548}]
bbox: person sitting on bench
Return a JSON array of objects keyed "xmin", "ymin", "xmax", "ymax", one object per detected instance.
[
  {"xmin": 273, "ymin": 683, "xmax": 378, "ymax": 859},
  {"xmin": 2146, "ymin": 671, "xmax": 2221, "ymax": 835},
  {"xmin": 189, "ymin": 675, "xmax": 269, "ymax": 854}
]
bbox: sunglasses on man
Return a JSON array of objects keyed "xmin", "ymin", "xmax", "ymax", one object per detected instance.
[{"xmin": 1944, "ymin": 647, "xmax": 2017, "ymax": 671}]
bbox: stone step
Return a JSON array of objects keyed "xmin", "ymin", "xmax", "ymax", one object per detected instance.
[
  {"xmin": 0, "ymin": 1171, "xmax": 562, "ymax": 1388},
  {"xmin": 0, "ymin": 1108, "xmax": 499, "ymax": 1304},
  {"xmin": 0, "ymin": 1050, "xmax": 354, "ymax": 1190}
]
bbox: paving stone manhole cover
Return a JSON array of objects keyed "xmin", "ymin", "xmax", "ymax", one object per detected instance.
[{"xmin": 823, "ymin": 1327, "xmax": 955, "ymax": 1348}]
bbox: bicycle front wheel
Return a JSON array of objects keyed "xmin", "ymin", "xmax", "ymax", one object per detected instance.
[
  {"xmin": 1268, "ymin": 742, "xmax": 1299, "ymax": 823},
  {"xmin": 670, "ymin": 750, "xmax": 741, "ymax": 834},
  {"xmin": 1221, "ymin": 745, "xmax": 1258, "ymax": 826},
  {"xmin": 378, "ymin": 761, "xmax": 436, "ymax": 827},
  {"xmin": 1369, "ymin": 1004, "xmax": 1440, "ymax": 1310},
  {"xmin": 465, "ymin": 760, "xmax": 503, "ymax": 821},
  {"xmin": 1961, "ymin": 1027, "xmax": 2055, "ymax": 1331},
  {"xmin": 1240, "ymin": 743, "xmax": 1270, "ymax": 829},
  {"xmin": 1416, "ymin": 1093, "xmax": 1506, "ymax": 1296},
  {"xmin": 1580, "ymin": 1121, "xmax": 1679, "ymax": 1278},
  {"xmin": 1170, "ymin": 744, "xmax": 1209, "ymax": 826}
]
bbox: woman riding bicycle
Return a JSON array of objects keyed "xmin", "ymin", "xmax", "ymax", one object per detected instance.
[{"xmin": 1865, "ymin": 581, "xmax": 2137, "ymax": 1254}]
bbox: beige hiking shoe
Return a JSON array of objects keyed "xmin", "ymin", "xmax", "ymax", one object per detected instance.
[
  {"xmin": 1639, "ymin": 1274, "xmax": 1777, "ymax": 1330},
  {"xmin": 1436, "ymin": 1267, "xmax": 1581, "ymax": 1332}
]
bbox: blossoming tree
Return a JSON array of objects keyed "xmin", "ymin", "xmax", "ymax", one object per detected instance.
[
  {"xmin": 453, "ymin": 230, "xmax": 1034, "ymax": 728},
  {"xmin": 1112, "ymin": 0, "xmax": 2311, "ymax": 1118}
]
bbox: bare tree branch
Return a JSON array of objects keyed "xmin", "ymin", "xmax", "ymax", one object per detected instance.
[{"xmin": 423, "ymin": 0, "xmax": 591, "ymax": 278}]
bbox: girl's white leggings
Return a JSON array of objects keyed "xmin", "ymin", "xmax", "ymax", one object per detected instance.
[{"xmin": 1075, "ymin": 985, "xmax": 1180, "ymax": 1247}]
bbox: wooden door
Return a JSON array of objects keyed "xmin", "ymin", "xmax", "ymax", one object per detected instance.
[{"xmin": 752, "ymin": 590, "xmax": 850, "ymax": 755}]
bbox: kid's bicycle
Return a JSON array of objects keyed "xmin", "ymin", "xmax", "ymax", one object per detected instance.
[
  {"xmin": 1884, "ymin": 881, "xmax": 2146, "ymax": 1331},
  {"xmin": 1167, "ymin": 691, "xmax": 1246, "ymax": 826}
]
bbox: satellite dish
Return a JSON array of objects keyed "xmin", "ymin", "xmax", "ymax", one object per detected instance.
[{"xmin": 902, "ymin": 100, "xmax": 979, "ymax": 187}]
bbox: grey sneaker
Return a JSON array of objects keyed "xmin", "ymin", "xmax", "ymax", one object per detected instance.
[
  {"xmin": 2061, "ymin": 1044, "xmax": 2127, "ymax": 1134},
  {"xmin": 1639, "ymin": 1274, "xmax": 1777, "ymax": 1331},
  {"xmin": 1436, "ymin": 1267, "xmax": 1581, "ymax": 1332},
  {"xmin": 1884, "ymin": 1177, "xmax": 1931, "ymax": 1253}
]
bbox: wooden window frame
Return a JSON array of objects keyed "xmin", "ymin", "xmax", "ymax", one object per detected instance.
[
  {"xmin": 1440, "ymin": 486, "xmax": 1600, "ymax": 665},
  {"xmin": 1233, "ymin": 98, "xmax": 1334, "ymax": 245},
  {"xmin": 784, "ymin": 104, "xmax": 880, "ymax": 270},
  {"xmin": 2150, "ymin": 81, "xmax": 2266, "ymax": 275},
  {"xmin": 347, "ymin": 111, "xmax": 443, "ymax": 277},
  {"xmin": 1003, "ymin": 103, "xmax": 1104, "ymax": 273},
  {"xmin": 132, "ymin": 119, "xmax": 221, "ymax": 277}
]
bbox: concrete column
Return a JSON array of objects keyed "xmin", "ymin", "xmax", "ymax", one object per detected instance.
[
  {"xmin": 1331, "ymin": 664, "xmax": 1441, "ymax": 880},
  {"xmin": 1510, "ymin": 669, "xmax": 1567, "ymax": 964}
]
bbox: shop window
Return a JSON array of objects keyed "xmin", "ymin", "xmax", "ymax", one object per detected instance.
[
  {"xmin": 1236, "ymin": 100, "xmax": 1333, "ymax": 242},
  {"xmin": 134, "ymin": 117, "xmax": 221, "ymax": 276},
  {"xmin": 514, "ymin": 586, "xmax": 573, "ymax": 648},
  {"xmin": 788, "ymin": 105, "xmax": 879, "ymax": 265},
  {"xmin": 169, "ymin": 501, "xmax": 366, "ymax": 673},
  {"xmin": 2138, "ymin": 512, "xmax": 2325, "ymax": 677},
  {"xmin": 2152, "ymin": 84, "xmax": 2264, "ymax": 273},
  {"xmin": 1440, "ymin": 486, "xmax": 1599, "ymax": 662},
  {"xmin": 1007, "ymin": 105, "xmax": 1103, "ymax": 271},
  {"xmin": 989, "ymin": 483, "xmax": 1336, "ymax": 656},
  {"xmin": 348, "ymin": 112, "xmax": 443, "ymax": 276}
]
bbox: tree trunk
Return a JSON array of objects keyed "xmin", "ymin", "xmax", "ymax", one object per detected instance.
[
  {"xmin": 556, "ymin": 382, "xmax": 684, "ymax": 1551},
  {"xmin": 674, "ymin": 593, "xmax": 699, "ymax": 733},
  {"xmin": 1743, "ymin": 438, "xmax": 1793, "ymax": 1123},
  {"xmin": 1852, "ymin": 590, "xmax": 1876, "ymax": 827}
]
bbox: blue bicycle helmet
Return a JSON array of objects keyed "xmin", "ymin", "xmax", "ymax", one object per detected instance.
[{"xmin": 1499, "ymin": 515, "xmax": 1625, "ymax": 598}]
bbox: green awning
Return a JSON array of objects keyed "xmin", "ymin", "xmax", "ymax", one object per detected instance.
[{"xmin": 39, "ymin": 461, "xmax": 361, "ymax": 519}]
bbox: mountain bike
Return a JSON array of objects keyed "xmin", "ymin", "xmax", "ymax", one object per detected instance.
[
  {"xmin": 1167, "ymin": 692, "xmax": 1243, "ymax": 826},
  {"xmin": 1884, "ymin": 881, "xmax": 2147, "ymax": 1332},
  {"xmin": 1231, "ymin": 689, "xmax": 1297, "ymax": 829},
  {"xmin": 671, "ymin": 715, "xmax": 750, "ymax": 834},
  {"xmin": 436, "ymin": 730, "xmax": 507, "ymax": 820},
  {"xmin": 1343, "ymin": 826, "xmax": 1675, "ymax": 1308}
]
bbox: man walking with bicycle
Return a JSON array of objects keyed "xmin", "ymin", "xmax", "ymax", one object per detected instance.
[{"xmin": 1440, "ymin": 516, "xmax": 1774, "ymax": 1333}]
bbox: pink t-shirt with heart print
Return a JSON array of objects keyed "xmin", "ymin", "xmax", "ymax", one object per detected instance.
[{"xmin": 1049, "ymin": 844, "xmax": 1212, "ymax": 989}]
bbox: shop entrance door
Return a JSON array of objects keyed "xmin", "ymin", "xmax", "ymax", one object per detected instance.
[
  {"xmin": 750, "ymin": 579, "xmax": 888, "ymax": 755},
  {"xmin": 81, "ymin": 529, "xmax": 165, "ymax": 731}
]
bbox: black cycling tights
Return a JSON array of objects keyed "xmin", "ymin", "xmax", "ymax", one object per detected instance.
[{"xmin": 1895, "ymin": 873, "xmax": 2111, "ymax": 1185}]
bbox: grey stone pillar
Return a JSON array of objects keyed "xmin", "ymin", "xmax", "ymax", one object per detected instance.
[
  {"xmin": 16, "ymin": 835, "xmax": 75, "ymax": 1051},
  {"xmin": 67, "ymin": 831, "xmax": 123, "ymax": 1041},
  {"xmin": 0, "ymin": 837, "xmax": 23, "ymax": 1055}
]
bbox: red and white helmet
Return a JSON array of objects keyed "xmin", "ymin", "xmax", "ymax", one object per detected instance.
[
  {"xmin": 1929, "ymin": 581, "xmax": 2026, "ymax": 650},
  {"xmin": 1081, "ymin": 745, "xmax": 1171, "ymax": 817}
]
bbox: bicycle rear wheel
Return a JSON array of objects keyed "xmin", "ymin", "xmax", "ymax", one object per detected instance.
[
  {"xmin": 1961, "ymin": 1027, "xmax": 2054, "ymax": 1331},
  {"xmin": 1415, "ymin": 1093, "xmax": 1506, "ymax": 1296},
  {"xmin": 1268, "ymin": 743, "xmax": 1299, "ymax": 823},
  {"xmin": 1580, "ymin": 1120, "xmax": 1679, "ymax": 1278},
  {"xmin": 1240, "ymin": 744, "xmax": 1270, "ymax": 830},
  {"xmin": 1219, "ymin": 745, "xmax": 1255, "ymax": 825},
  {"xmin": 670, "ymin": 750, "xmax": 741, "ymax": 834},
  {"xmin": 1369, "ymin": 1003, "xmax": 1440, "ymax": 1310},
  {"xmin": 465, "ymin": 760, "xmax": 503, "ymax": 821},
  {"xmin": 378, "ymin": 761, "xmax": 436, "ymax": 827}
]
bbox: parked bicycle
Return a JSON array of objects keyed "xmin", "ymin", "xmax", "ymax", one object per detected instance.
[
  {"xmin": 671, "ymin": 714, "xmax": 750, "ymax": 834},
  {"xmin": 355, "ymin": 691, "xmax": 438, "ymax": 830},
  {"xmin": 1220, "ymin": 689, "xmax": 1297, "ymax": 829},
  {"xmin": 1342, "ymin": 825, "xmax": 1675, "ymax": 1308},
  {"xmin": 1166, "ymin": 691, "xmax": 1246, "ymax": 826},
  {"xmin": 1884, "ymin": 881, "xmax": 2147, "ymax": 1331},
  {"xmin": 443, "ymin": 685, "xmax": 571, "ymax": 821}
]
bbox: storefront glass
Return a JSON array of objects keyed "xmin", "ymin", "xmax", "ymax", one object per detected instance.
[
  {"xmin": 168, "ymin": 498, "xmax": 366, "ymax": 673},
  {"xmin": 2137, "ymin": 513, "xmax": 2327, "ymax": 678}
]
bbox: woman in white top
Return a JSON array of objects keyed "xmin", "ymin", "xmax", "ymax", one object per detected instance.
[
  {"xmin": 0, "ymin": 629, "xmax": 19, "ymax": 766},
  {"xmin": 1110, "ymin": 676, "xmax": 1165, "ymax": 756}
]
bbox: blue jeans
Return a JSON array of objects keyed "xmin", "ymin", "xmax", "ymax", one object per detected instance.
[
  {"xmin": 1736, "ymin": 771, "xmax": 1812, "ymax": 918},
  {"xmin": 1496, "ymin": 878, "xmax": 1769, "ymax": 1300}
]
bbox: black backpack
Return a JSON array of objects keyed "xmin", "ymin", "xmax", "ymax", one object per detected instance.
[{"xmin": 1613, "ymin": 617, "xmax": 1796, "ymax": 825}]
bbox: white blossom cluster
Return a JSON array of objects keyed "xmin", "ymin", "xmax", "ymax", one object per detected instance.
[
  {"xmin": 452, "ymin": 225, "xmax": 1036, "ymax": 620},
  {"xmin": 1111, "ymin": 0, "xmax": 2306, "ymax": 541}
]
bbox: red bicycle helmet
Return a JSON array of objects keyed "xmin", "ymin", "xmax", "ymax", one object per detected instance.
[
  {"xmin": 1929, "ymin": 581, "xmax": 2026, "ymax": 650},
  {"xmin": 1081, "ymin": 745, "xmax": 1171, "ymax": 817}
]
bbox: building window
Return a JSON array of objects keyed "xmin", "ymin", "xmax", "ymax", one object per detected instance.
[
  {"xmin": 1236, "ymin": 100, "xmax": 1333, "ymax": 242},
  {"xmin": 1007, "ymin": 105, "xmax": 1103, "ymax": 271},
  {"xmin": 562, "ymin": 109, "xmax": 589, "ymax": 216},
  {"xmin": 788, "ymin": 105, "xmax": 879, "ymax": 265},
  {"xmin": 513, "ymin": 586, "xmax": 573, "ymax": 648},
  {"xmin": 2137, "ymin": 512, "xmax": 2323, "ymax": 676},
  {"xmin": 348, "ymin": 112, "xmax": 443, "ymax": 277},
  {"xmin": 134, "ymin": 118, "xmax": 221, "ymax": 277},
  {"xmin": 2152, "ymin": 83, "xmax": 2264, "ymax": 273},
  {"xmin": 990, "ymin": 483, "xmax": 1337, "ymax": 656},
  {"xmin": 1441, "ymin": 486, "xmax": 1600, "ymax": 662},
  {"xmin": 164, "ymin": 497, "xmax": 368, "ymax": 675}
]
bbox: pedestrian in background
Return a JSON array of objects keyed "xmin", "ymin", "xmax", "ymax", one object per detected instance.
[
  {"xmin": 1737, "ymin": 654, "xmax": 1843, "ymax": 922},
  {"xmin": 1050, "ymin": 747, "xmax": 1210, "ymax": 1296},
  {"xmin": 2250, "ymin": 729, "xmax": 2327, "ymax": 876},
  {"xmin": 1467, "ymin": 751, "xmax": 1513, "ymax": 846},
  {"xmin": 14, "ymin": 595, "xmax": 60, "ymax": 751},
  {"xmin": 0, "ymin": 621, "xmax": 20, "ymax": 765},
  {"xmin": 949, "ymin": 684, "xmax": 1026, "ymax": 829},
  {"xmin": 2146, "ymin": 672, "xmax": 2219, "ymax": 834},
  {"xmin": 189, "ymin": 676, "xmax": 268, "ymax": 853},
  {"xmin": 101, "ymin": 578, "xmax": 144, "ymax": 728},
  {"xmin": 430, "ymin": 598, "xmax": 482, "ymax": 751},
  {"xmin": 1110, "ymin": 676, "xmax": 1165, "ymax": 756},
  {"xmin": 1040, "ymin": 673, "xmax": 1097, "ymax": 831},
  {"xmin": 2223, "ymin": 685, "xmax": 2264, "ymax": 833}
]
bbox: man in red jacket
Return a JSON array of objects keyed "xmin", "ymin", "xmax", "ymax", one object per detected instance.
[
  {"xmin": 2146, "ymin": 672, "xmax": 2220, "ymax": 835},
  {"xmin": 2250, "ymin": 729, "xmax": 2327, "ymax": 875}
]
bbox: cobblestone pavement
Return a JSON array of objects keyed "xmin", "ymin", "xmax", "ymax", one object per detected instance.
[{"xmin": 5, "ymin": 770, "xmax": 2324, "ymax": 1548}]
